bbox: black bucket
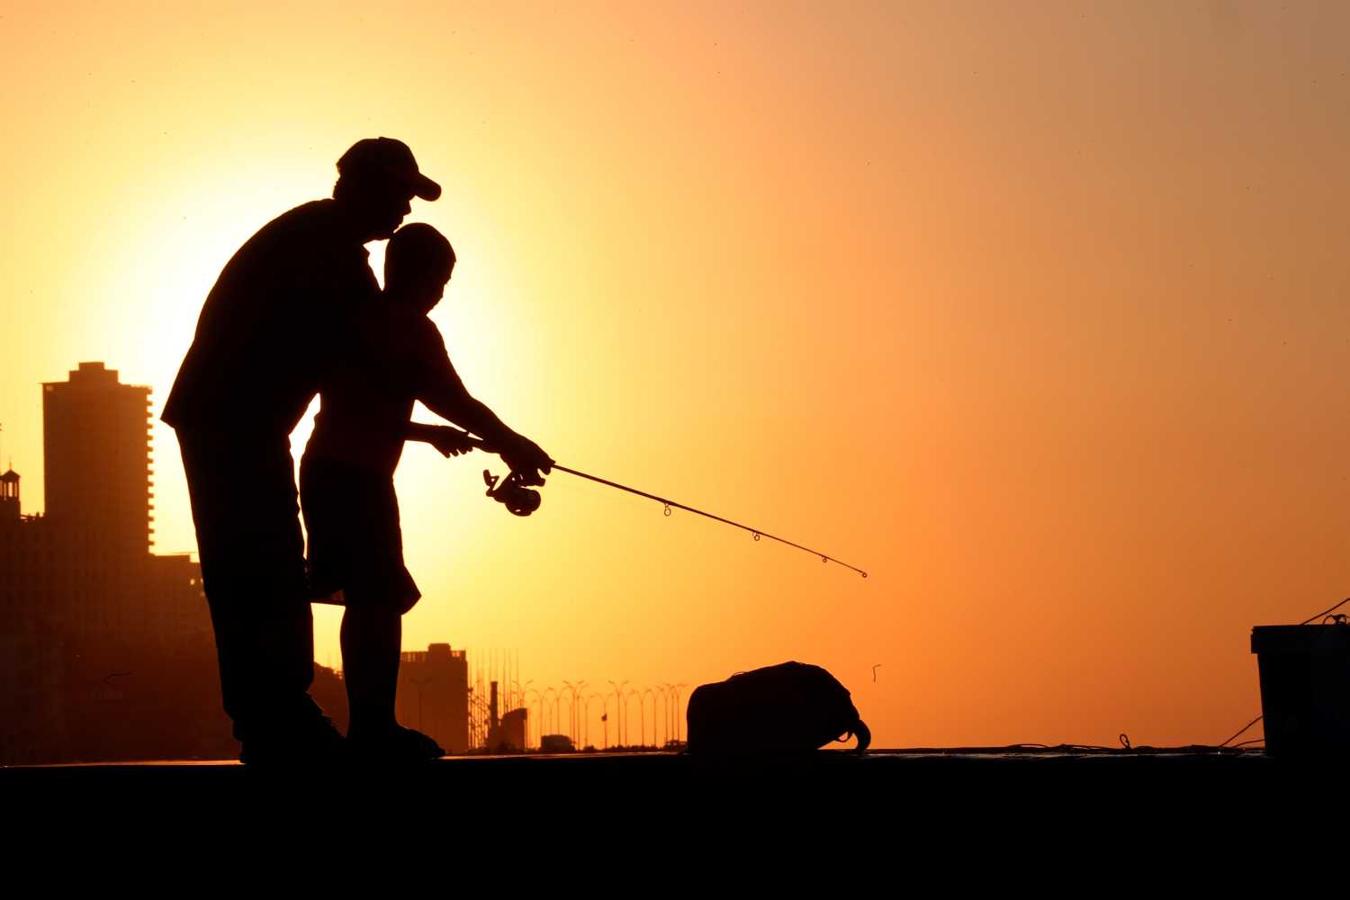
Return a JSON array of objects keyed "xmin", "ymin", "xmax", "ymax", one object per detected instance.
[{"xmin": 1250, "ymin": 624, "xmax": 1350, "ymax": 757}]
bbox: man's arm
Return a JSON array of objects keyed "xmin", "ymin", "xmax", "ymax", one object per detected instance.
[{"xmin": 406, "ymin": 422, "xmax": 475, "ymax": 457}]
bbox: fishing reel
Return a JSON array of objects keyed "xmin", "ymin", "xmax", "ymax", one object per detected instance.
[{"xmin": 483, "ymin": 469, "xmax": 543, "ymax": 517}]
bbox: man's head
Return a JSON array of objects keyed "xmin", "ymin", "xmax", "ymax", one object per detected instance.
[
  {"xmin": 333, "ymin": 137, "xmax": 441, "ymax": 241},
  {"xmin": 385, "ymin": 223, "xmax": 456, "ymax": 314}
]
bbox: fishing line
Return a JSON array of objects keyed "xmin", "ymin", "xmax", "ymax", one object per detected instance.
[
  {"xmin": 1299, "ymin": 596, "xmax": 1350, "ymax": 625},
  {"xmin": 551, "ymin": 463, "xmax": 868, "ymax": 579},
  {"xmin": 444, "ymin": 427, "xmax": 868, "ymax": 578}
]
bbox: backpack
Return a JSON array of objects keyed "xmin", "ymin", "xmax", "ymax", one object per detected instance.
[{"xmin": 686, "ymin": 661, "xmax": 870, "ymax": 755}]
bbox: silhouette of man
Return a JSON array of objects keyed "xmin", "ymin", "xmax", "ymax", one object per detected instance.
[{"xmin": 163, "ymin": 138, "xmax": 443, "ymax": 765}]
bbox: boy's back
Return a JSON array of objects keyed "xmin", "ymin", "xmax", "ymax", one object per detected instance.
[
  {"xmin": 300, "ymin": 298, "xmax": 456, "ymax": 610},
  {"xmin": 306, "ymin": 300, "xmax": 465, "ymax": 476}
]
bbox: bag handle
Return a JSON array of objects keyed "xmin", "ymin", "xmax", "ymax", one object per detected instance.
[{"xmin": 837, "ymin": 719, "xmax": 871, "ymax": 755}]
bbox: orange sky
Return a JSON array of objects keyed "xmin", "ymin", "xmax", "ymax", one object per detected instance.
[{"xmin": 2, "ymin": 1, "xmax": 1347, "ymax": 748}]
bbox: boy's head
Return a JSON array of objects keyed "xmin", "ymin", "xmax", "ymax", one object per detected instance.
[{"xmin": 385, "ymin": 223, "xmax": 456, "ymax": 313}]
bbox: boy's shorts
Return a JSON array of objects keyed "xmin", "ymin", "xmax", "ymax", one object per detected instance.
[{"xmin": 299, "ymin": 454, "xmax": 421, "ymax": 614}]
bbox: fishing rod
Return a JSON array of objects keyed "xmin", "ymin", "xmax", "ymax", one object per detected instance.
[{"xmin": 427, "ymin": 425, "xmax": 868, "ymax": 579}]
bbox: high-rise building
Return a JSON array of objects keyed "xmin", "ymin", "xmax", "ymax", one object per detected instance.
[
  {"xmin": 397, "ymin": 643, "xmax": 470, "ymax": 754},
  {"xmin": 43, "ymin": 362, "xmax": 153, "ymax": 557}
]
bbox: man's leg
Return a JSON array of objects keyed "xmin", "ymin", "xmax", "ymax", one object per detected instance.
[{"xmin": 177, "ymin": 428, "xmax": 325, "ymax": 750}]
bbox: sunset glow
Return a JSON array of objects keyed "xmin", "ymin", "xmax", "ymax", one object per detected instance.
[{"xmin": 2, "ymin": 1, "xmax": 1347, "ymax": 749}]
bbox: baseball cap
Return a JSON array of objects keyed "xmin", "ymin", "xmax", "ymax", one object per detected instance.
[{"xmin": 337, "ymin": 137, "xmax": 441, "ymax": 201}]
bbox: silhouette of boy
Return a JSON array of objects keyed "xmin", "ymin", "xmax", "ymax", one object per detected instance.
[{"xmin": 300, "ymin": 223, "xmax": 551, "ymax": 762}]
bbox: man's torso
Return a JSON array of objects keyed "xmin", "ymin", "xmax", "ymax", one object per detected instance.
[{"xmin": 163, "ymin": 199, "xmax": 380, "ymax": 437}]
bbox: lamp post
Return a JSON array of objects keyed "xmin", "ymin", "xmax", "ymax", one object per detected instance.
[
  {"xmin": 543, "ymin": 686, "xmax": 559, "ymax": 740},
  {"xmin": 561, "ymin": 681, "xmax": 575, "ymax": 743},
  {"xmin": 653, "ymin": 683, "xmax": 666, "ymax": 747},
  {"xmin": 562, "ymin": 681, "xmax": 586, "ymax": 744},
  {"xmin": 636, "ymin": 687, "xmax": 648, "ymax": 749},
  {"xmin": 625, "ymin": 687, "xmax": 643, "ymax": 748},
  {"xmin": 672, "ymin": 683, "xmax": 688, "ymax": 743},
  {"xmin": 512, "ymin": 679, "xmax": 532, "ymax": 720},
  {"xmin": 642, "ymin": 687, "xmax": 658, "ymax": 751},
  {"xmin": 576, "ymin": 681, "xmax": 590, "ymax": 746},
  {"xmin": 574, "ymin": 680, "xmax": 589, "ymax": 745},
  {"xmin": 608, "ymin": 680, "xmax": 629, "ymax": 747},
  {"xmin": 657, "ymin": 683, "xmax": 675, "ymax": 748},
  {"xmin": 507, "ymin": 678, "xmax": 531, "ymax": 746},
  {"xmin": 526, "ymin": 688, "xmax": 543, "ymax": 750},
  {"xmin": 407, "ymin": 671, "xmax": 434, "ymax": 733},
  {"xmin": 583, "ymin": 692, "xmax": 605, "ymax": 749}
]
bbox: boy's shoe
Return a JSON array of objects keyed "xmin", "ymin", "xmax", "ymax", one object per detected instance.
[{"xmin": 348, "ymin": 725, "xmax": 445, "ymax": 765}]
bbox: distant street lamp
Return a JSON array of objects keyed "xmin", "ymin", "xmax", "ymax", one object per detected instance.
[
  {"xmin": 575, "ymin": 681, "xmax": 589, "ymax": 743},
  {"xmin": 563, "ymin": 681, "xmax": 586, "ymax": 743},
  {"xmin": 642, "ymin": 688, "xmax": 658, "ymax": 750},
  {"xmin": 526, "ymin": 689, "xmax": 544, "ymax": 750},
  {"xmin": 608, "ymin": 680, "xmax": 629, "ymax": 746},
  {"xmin": 658, "ymin": 683, "xmax": 676, "ymax": 747},
  {"xmin": 634, "ymin": 687, "xmax": 645, "ymax": 749},
  {"xmin": 584, "ymin": 692, "xmax": 605, "ymax": 749},
  {"xmin": 625, "ymin": 687, "xmax": 643, "ymax": 748},
  {"xmin": 654, "ymin": 683, "xmax": 668, "ymax": 746},
  {"xmin": 562, "ymin": 681, "xmax": 575, "ymax": 742},
  {"xmin": 672, "ymin": 683, "xmax": 688, "ymax": 743},
  {"xmin": 543, "ymin": 686, "xmax": 559, "ymax": 738},
  {"xmin": 407, "ymin": 671, "xmax": 434, "ymax": 733},
  {"xmin": 512, "ymin": 679, "xmax": 533, "ymax": 719},
  {"xmin": 598, "ymin": 693, "xmax": 610, "ymax": 750}
]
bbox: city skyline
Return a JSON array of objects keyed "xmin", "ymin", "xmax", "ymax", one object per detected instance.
[
  {"xmin": 0, "ymin": 362, "xmax": 225, "ymax": 763},
  {"xmin": 0, "ymin": 362, "xmax": 693, "ymax": 760}
]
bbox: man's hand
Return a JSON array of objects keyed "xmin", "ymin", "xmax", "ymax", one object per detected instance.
[
  {"xmin": 499, "ymin": 433, "xmax": 553, "ymax": 485},
  {"xmin": 426, "ymin": 426, "xmax": 477, "ymax": 458}
]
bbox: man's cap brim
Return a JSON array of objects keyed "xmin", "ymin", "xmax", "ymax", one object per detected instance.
[{"xmin": 412, "ymin": 173, "xmax": 441, "ymax": 202}]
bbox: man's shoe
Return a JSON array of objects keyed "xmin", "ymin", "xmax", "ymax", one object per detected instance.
[{"xmin": 239, "ymin": 713, "xmax": 348, "ymax": 768}]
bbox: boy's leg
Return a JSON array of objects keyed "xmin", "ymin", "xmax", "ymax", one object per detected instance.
[
  {"xmin": 337, "ymin": 477, "xmax": 440, "ymax": 760},
  {"xmin": 342, "ymin": 599, "xmax": 444, "ymax": 761},
  {"xmin": 341, "ymin": 603, "xmax": 402, "ymax": 738}
]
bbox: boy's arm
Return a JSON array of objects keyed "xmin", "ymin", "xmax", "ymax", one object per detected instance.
[
  {"xmin": 416, "ymin": 327, "xmax": 553, "ymax": 477},
  {"xmin": 420, "ymin": 380, "xmax": 552, "ymax": 477}
]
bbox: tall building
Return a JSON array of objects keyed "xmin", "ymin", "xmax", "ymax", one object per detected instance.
[
  {"xmin": 397, "ymin": 643, "xmax": 470, "ymax": 754},
  {"xmin": 37, "ymin": 363, "xmax": 159, "ymax": 649},
  {"xmin": 0, "ymin": 363, "xmax": 232, "ymax": 764},
  {"xmin": 43, "ymin": 362, "xmax": 153, "ymax": 556}
]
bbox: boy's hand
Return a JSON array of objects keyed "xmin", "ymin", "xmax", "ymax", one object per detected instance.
[
  {"xmin": 500, "ymin": 434, "xmax": 553, "ymax": 485},
  {"xmin": 427, "ymin": 426, "xmax": 476, "ymax": 458}
]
